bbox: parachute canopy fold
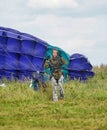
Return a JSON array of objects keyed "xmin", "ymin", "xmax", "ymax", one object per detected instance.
[
  {"xmin": 0, "ymin": 26, "xmax": 94, "ymax": 81},
  {"xmin": 69, "ymin": 53, "xmax": 94, "ymax": 80}
]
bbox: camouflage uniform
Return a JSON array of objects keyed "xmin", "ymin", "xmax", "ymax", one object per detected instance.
[{"xmin": 44, "ymin": 56, "xmax": 66, "ymax": 101}]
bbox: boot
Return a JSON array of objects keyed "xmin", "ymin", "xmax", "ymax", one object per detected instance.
[{"xmin": 60, "ymin": 90, "xmax": 64, "ymax": 99}]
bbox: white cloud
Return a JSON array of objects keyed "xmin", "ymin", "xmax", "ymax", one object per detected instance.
[
  {"xmin": 19, "ymin": 14, "xmax": 96, "ymax": 35},
  {"xmin": 0, "ymin": 0, "xmax": 107, "ymax": 65},
  {"xmin": 28, "ymin": 0, "xmax": 79, "ymax": 9},
  {"xmin": 18, "ymin": 14, "xmax": 96, "ymax": 55},
  {"xmin": 80, "ymin": 0, "xmax": 107, "ymax": 8}
]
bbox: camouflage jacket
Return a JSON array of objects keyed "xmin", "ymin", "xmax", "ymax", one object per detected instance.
[{"xmin": 44, "ymin": 56, "xmax": 66, "ymax": 80}]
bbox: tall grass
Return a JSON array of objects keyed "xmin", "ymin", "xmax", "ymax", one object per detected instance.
[{"xmin": 0, "ymin": 65, "xmax": 107, "ymax": 130}]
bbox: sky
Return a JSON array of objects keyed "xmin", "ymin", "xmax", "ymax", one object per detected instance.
[{"xmin": 0, "ymin": 0, "xmax": 107, "ymax": 66}]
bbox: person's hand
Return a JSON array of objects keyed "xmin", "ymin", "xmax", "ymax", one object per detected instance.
[{"xmin": 46, "ymin": 60, "xmax": 50, "ymax": 63}]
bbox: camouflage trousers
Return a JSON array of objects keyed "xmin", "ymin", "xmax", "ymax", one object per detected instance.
[{"xmin": 51, "ymin": 75, "xmax": 64, "ymax": 101}]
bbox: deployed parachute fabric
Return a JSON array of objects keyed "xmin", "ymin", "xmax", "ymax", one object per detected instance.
[
  {"xmin": 0, "ymin": 26, "xmax": 94, "ymax": 81},
  {"xmin": 68, "ymin": 53, "xmax": 94, "ymax": 81},
  {"xmin": 44, "ymin": 45, "xmax": 70, "ymax": 79},
  {"xmin": 69, "ymin": 70, "xmax": 94, "ymax": 81},
  {"xmin": 0, "ymin": 27, "xmax": 48, "ymax": 80},
  {"xmin": 69, "ymin": 53, "xmax": 92, "ymax": 71}
]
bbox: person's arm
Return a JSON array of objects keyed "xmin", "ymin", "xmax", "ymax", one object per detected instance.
[
  {"xmin": 44, "ymin": 60, "xmax": 50, "ymax": 69},
  {"xmin": 61, "ymin": 57, "xmax": 66, "ymax": 65}
]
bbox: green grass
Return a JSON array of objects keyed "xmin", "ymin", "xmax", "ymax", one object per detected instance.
[{"xmin": 0, "ymin": 65, "xmax": 107, "ymax": 130}]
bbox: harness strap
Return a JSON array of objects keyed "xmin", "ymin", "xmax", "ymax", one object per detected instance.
[{"xmin": 49, "ymin": 56, "xmax": 62, "ymax": 78}]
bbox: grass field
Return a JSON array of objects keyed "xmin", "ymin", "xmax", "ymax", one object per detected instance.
[{"xmin": 0, "ymin": 65, "xmax": 107, "ymax": 130}]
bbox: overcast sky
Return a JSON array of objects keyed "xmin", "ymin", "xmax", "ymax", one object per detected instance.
[{"xmin": 0, "ymin": 0, "xmax": 107, "ymax": 66}]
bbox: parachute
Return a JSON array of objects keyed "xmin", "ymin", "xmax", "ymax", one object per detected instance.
[
  {"xmin": 68, "ymin": 54, "xmax": 94, "ymax": 80},
  {"xmin": 0, "ymin": 26, "xmax": 94, "ymax": 81}
]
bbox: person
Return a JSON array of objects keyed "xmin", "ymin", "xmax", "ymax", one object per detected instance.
[
  {"xmin": 30, "ymin": 71, "xmax": 47, "ymax": 92},
  {"xmin": 44, "ymin": 48, "xmax": 66, "ymax": 101}
]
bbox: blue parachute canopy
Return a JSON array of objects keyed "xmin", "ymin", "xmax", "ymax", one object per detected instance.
[
  {"xmin": 0, "ymin": 26, "xmax": 48, "ymax": 80},
  {"xmin": 68, "ymin": 53, "xmax": 94, "ymax": 80},
  {"xmin": 0, "ymin": 26, "xmax": 94, "ymax": 81}
]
